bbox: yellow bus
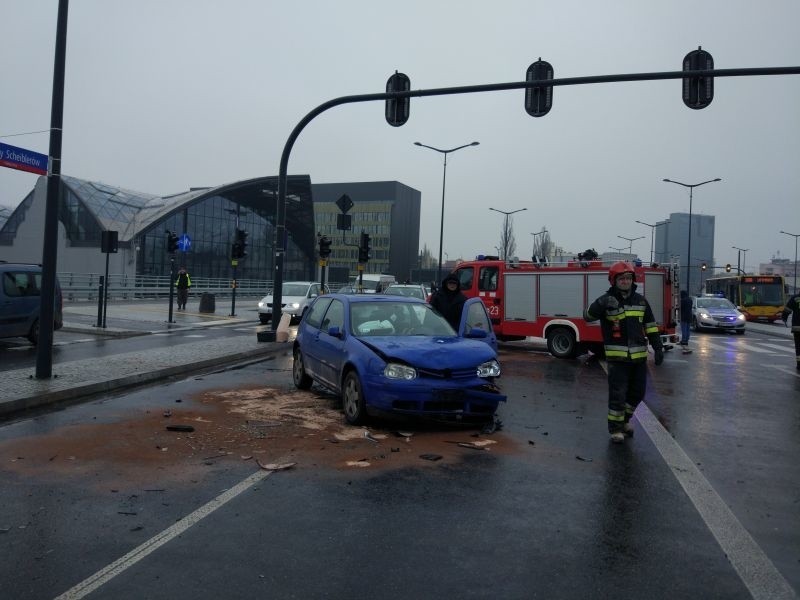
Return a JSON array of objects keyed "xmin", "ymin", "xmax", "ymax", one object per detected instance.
[{"xmin": 704, "ymin": 275, "xmax": 786, "ymax": 322}]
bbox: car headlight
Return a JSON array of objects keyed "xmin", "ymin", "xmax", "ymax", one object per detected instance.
[
  {"xmin": 699, "ymin": 311, "xmax": 711, "ymax": 319},
  {"xmin": 477, "ymin": 359, "xmax": 501, "ymax": 378},
  {"xmin": 384, "ymin": 363, "xmax": 417, "ymax": 380},
  {"xmin": 736, "ymin": 314, "xmax": 746, "ymax": 321},
  {"xmin": 258, "ymin": 301, "xmax": 265, "ymax": 309},
  {"xmin": 288, "ymin": 302, "xmax": 300, "ymax": 309}
]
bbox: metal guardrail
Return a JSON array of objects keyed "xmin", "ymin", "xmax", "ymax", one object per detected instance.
[
  {"xmin": 58, "ymin": 273, "xmax": 348, "ymax": 302},
  {"xmin": 58, "ymin": 273, "xmax": 272, "ymax": 301}
]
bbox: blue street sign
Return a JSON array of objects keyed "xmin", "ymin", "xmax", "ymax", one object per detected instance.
[
  {"xmin": 178, "ymin": 234, "xmax": 191, "ymax": 252},
  {"xmin": 0, "ymin": 142, "xmax": 48, "ymax": 176}
]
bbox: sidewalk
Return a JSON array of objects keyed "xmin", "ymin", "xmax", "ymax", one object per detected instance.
[{"xmin": 1, "ymin": 298, "xmax": 287, "ymax": 419}]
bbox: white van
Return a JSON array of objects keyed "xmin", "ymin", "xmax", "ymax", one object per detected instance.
[{"xmin": 349, "ymin": 273, "xmax": 396, "ymax": 293}]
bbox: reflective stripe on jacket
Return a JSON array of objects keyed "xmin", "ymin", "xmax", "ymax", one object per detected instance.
[{"xmin": 585, "ymin": 285, "xmax": 662, "ymax": 362}]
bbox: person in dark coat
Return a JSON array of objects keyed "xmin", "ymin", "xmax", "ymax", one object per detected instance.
[
  {"xmin": 429, "ymin": 273, "xmax": 466, "ymax": 331},
  {"xmin": 679, "ymin": 290, "xmax": 693, "ymax": 354},
  {"xmin": 175, "ymin": 267, "xmax": 191, "ymax": 310},
  {"xmin": 781, "ymin": 292, "xmax": 800, "ymax": 371}
]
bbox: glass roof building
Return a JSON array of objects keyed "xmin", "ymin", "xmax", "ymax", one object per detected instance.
[{"xmin": 0, "ymin": 174, "xmax": 317, "ymax": 281}]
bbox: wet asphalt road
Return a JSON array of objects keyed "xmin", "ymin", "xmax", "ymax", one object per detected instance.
[{"xmin": 1, "ymin": 330, "xmax": 798, "ymax": 599}]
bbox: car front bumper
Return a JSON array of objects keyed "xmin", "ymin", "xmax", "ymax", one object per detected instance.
[{"xmin": 361, "ymin": 375, "xmax": 506, "ymax": 420}]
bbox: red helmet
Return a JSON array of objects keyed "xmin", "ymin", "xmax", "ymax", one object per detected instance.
[{"xmin": 608, "ymin": 261, "xmax": 636, "ymax": 285}]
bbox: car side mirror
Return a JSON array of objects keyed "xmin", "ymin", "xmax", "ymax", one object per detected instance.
[{"xmin": 327, "ymin": 326, "xmax": 343, "ymax": 338}]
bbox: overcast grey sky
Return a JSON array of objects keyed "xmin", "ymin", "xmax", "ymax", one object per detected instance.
[{"xmin": 1, "ymin": 0, "xmax": 798, "ymax": 270}]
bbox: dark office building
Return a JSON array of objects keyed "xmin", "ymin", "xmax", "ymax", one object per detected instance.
[{"xmin": 312, "ymin": 181, "xmax": 421, "ymax": 283}]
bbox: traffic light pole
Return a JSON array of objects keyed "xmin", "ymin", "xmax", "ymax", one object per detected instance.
[
  {"xmin": 266, "ymin": 63, "xmax": 800, "ymax": 342},
  {"xmin": 230, "ymin": 262, "xmax": 237, "ymax": 316},
  {"xmin": 167, "ymin": 256, "xmax": 175, "ymax": 323}
]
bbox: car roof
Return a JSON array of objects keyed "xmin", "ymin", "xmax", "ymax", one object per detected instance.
[
  {"xmin": 328, "ymin": 293, "xmax": 426, "ymax": 304},
  {"xmin": 0, "ymin": 262, "xmax": 43, "ymax": 269}
]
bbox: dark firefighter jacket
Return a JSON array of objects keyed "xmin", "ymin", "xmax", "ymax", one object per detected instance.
[
  {"xmin": 585, "ymin": 284, "xmax": 663, "ymax": 362},
  {"xmin": 782, "ymin": 294, "xmax": 800, "ymax": 332}
]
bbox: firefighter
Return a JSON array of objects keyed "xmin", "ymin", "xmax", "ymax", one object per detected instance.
[
  {"xmin": 781, "ymin": 291, "xmax": 800, "ymax": 370},
  {"xmin": 175, "ymin": 266, "xmax": 191, "ymax": 310},
  {"xmin": 585, "ymin": 261, "xmax": 664, "ymax": 443}
]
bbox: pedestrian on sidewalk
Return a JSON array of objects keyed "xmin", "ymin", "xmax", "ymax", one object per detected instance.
[
  {"xmin": 585, "ymin": 262, "xmax": 664, "ymax": 444},
  {"xmin": 679, "ymin": 290, "xmax": 693, "ymax": 354},
  {"xmin": 175, "ymin": 266, "xmax": 191, "ymax": 310},
  {"xmin": 781, "ymin": 291, "xmax": 800, "ymax": 370}
]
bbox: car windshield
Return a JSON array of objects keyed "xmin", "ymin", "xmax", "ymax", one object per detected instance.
[
  {"xmin": 281, "ymin": 284, "xmax": 310, "ymax": 296},
  {"xmin": 349, "ymin": 301, "xmax": 454, "ymax": 337},
  {"xmin": 384, "ymin": 285, "xmax": 425, "ymax": 299},
  {"xmin": 697, "ymin": 298, "xmax": 735, "ymax": 309}
]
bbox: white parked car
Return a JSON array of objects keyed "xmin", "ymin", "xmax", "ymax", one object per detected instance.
[{"xmin": 258, "ymin": 281, "xmax": 329, "ymax": 324}]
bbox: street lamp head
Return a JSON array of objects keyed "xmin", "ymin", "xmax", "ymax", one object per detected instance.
[
  {"xmin": 413, "ymin": 142, "xmax": 422, "ymax": 146},
  {"xmin": 712, "ymin": 178, "xmax": 721, "ymax": 182},
  {"xmin": 469, "ymin": 141, "xmax": 480, "ymax": 146}
]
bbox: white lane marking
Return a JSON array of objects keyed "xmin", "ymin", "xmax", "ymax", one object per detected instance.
[
  {"xmin": 183, "ymin": 334, "xmax": 206, "ymax": 338},
  {"xmin": 54, "ymin": 469, "xmax": 272, "ymax": 599},
  {"xmin": 757, "ymin": 343, "xmax": 794, "ymax": 354},
  {"xmin": 637, "ymin": 403, "xmax": 796, "ymax": 600},
  {"xmin": 702, "ymin": 339, "xmax": 776, "ymax": 354},
  {"xmin": 766, "ymin": 365, "xmax": 800, "ymax": 377},
  {"xmin": 597, "ymin": 360, "xmax": 795, "ymax": 599}
]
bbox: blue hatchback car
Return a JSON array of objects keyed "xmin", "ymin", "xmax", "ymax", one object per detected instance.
[{"xmin": 292, "ymin": 294, "xmax": 505, "ymax": 424}]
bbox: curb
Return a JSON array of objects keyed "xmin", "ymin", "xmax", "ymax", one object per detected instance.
[{"xmin": 0, "ymin": 344, "xmax": 291, "ymax": 419}]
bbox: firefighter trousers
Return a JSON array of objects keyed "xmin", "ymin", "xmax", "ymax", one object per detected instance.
[{"xmin": 607, "ymin": 361, "xmax": 647, "ymax": 433}]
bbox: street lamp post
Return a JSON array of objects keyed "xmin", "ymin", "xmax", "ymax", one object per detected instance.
[
  {"xmin": 609, "ymin": 246, "xmax": 626, "ymax": 255},
  {"xmin": 489, "ymin": 207, "xmax": 528, "ymax": 259},
  {"xmin": 414, "ymin": 141, "xmax": 480, "ymax": 283},
  {"xmin": 780, "ymin": 230, "xmax": 799, "ymax": 292},
  {"xmin": 635, "ymin": 219, "xmax": 669, "ymax": 264},
  {"xmin": 617, "ymin": 235, "xmax": 645, "ymax": 256},
  {"xmin": 732, "ymin": 246, "xmax": 749, "ymax": 276},
  {"xmin": 530, "ymin": 230, "xmax": 548, "ymax": 261},
  {"xmin": 663, "ymin": 177, "xmax": 722, "ymax": 293}
]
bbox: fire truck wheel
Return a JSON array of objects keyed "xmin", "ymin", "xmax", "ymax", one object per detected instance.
[{"xmin": 547, "ymin": 327, "xmax": 577, "ymax": 359}]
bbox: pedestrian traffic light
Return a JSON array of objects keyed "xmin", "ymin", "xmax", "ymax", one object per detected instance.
[
  {"xmin": 682, "ymin": 46, "xmax": 714, "ymax": 110},
  {"xmin": 385, "ymin": 71, "xmax": 410, "ymax": 127},
  {"xmin": 231, "ymin": 241, "xmax": 241, "ymax": 260},
  {"xmin": 525, "ymin": 58, "xmax": 554, "ymax": 117},
  {"xmin": 358, "ymin": 232, "xmax": 371, "ymax": 263},
  {"xmin": 234, "ymin": 228, "xmax": 248, "ymax": 259},
  {"xmin": 725, "ymin": 264, "xmax": 732, "ymax": 272},
  {"xmin": 319, "ymin": 235, "xmax": 332, "ymax": 258},
  {"xmin": 166, "ymin": 230, "xmax": 179, "ymax": 254}
]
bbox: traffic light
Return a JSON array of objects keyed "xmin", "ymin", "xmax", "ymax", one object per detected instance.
[
  {"xmin": 358, "ymin": 232, "xmax": 371, "ymax": 263},
  {"xmin": 233, "ymin": 228, "xmax": 248, "ymax": 259},
  {"xmin": 525, "ymin": 58, "xmax": 554, "ymax": 117},
  {"xmin": 385, "ymin": 71, "xmax": 410, "ymax": 127},
  {"xmin": 682, "ymin": 46, "xmax": 714, "ymax": 110},
  {"xmin": 319, "ymin": 235, "xmax": 332, "ymax": 259},
  {"xmin": 166, "ymin": 230, "xmax": 179, "ymax": 254},
  {"xmin": 726, "ymin": 264, "xmax": 732, "ymax": 272}
]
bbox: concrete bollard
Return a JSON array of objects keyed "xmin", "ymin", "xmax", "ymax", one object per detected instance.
[{"xmin": 276, "ymin": 312, "xmax": 292, "ymax": 342}]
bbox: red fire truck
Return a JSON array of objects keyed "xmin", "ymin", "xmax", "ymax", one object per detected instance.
[{"xmin": 451, "ymin": 256, "xmax": 681, "ymax": 359}]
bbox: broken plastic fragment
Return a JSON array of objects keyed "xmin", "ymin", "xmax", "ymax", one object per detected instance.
[
  {"xmin": 256, "ymin": 460, "xmax": 297, "ymax": 471},
  {"xmin": 166, "ymin": 425, "xmax": 195, "ymax": 432},
  {"xmin": 419, "ymin": 454, "xmax": 443, "ymax": 461}
]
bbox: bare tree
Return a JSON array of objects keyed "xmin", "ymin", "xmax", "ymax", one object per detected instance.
[
  {"xmin": 500, "ymin": 218, "xmax": 517, "ymax": 260},
  {"xmin": 531, "ymin": 228, "xmax": 552, "ymax": 260}
]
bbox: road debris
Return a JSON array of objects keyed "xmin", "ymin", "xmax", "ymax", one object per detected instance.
[
  {"xmin": 346, "ymin": 460, "xmax": 371, "ymax": 468},
  {"xmin": 256, "ymin": 460, "xmax": 297, "ymax": 471},
  {"xmin": 419, "ymin": 453, "xmax": 443, "ymax": 461},
  {"xmin": 166, "ymin": 425, "xmax": 195, "ymax": 433},
  {"xmin": 575, "ymin": 455, "xmax": 593, "ymax": 462},
  {"xmin": 363, "ymin": 431, "xmax": 379, "ymax": 443}
]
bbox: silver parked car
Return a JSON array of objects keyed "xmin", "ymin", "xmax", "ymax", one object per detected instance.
[
  {"xmin": 691, "ymin": 295, "xmax": 746, "ymax": 334},
  {"xmin": 382, "ymin": 283, "xmax": 428, "ymax": 300},
  {"xmin": 257, "ymin": 281, "xmax": 329, "ymax": 324}
]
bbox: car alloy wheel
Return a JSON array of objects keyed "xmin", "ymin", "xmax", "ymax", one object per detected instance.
[
  {"xmin": 342, "ymin": 371, "xmax": 366, "ymax": 425},
  {"xmin": 292, "ymin": 348, "xmax": 312, "ymax": 389}
]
